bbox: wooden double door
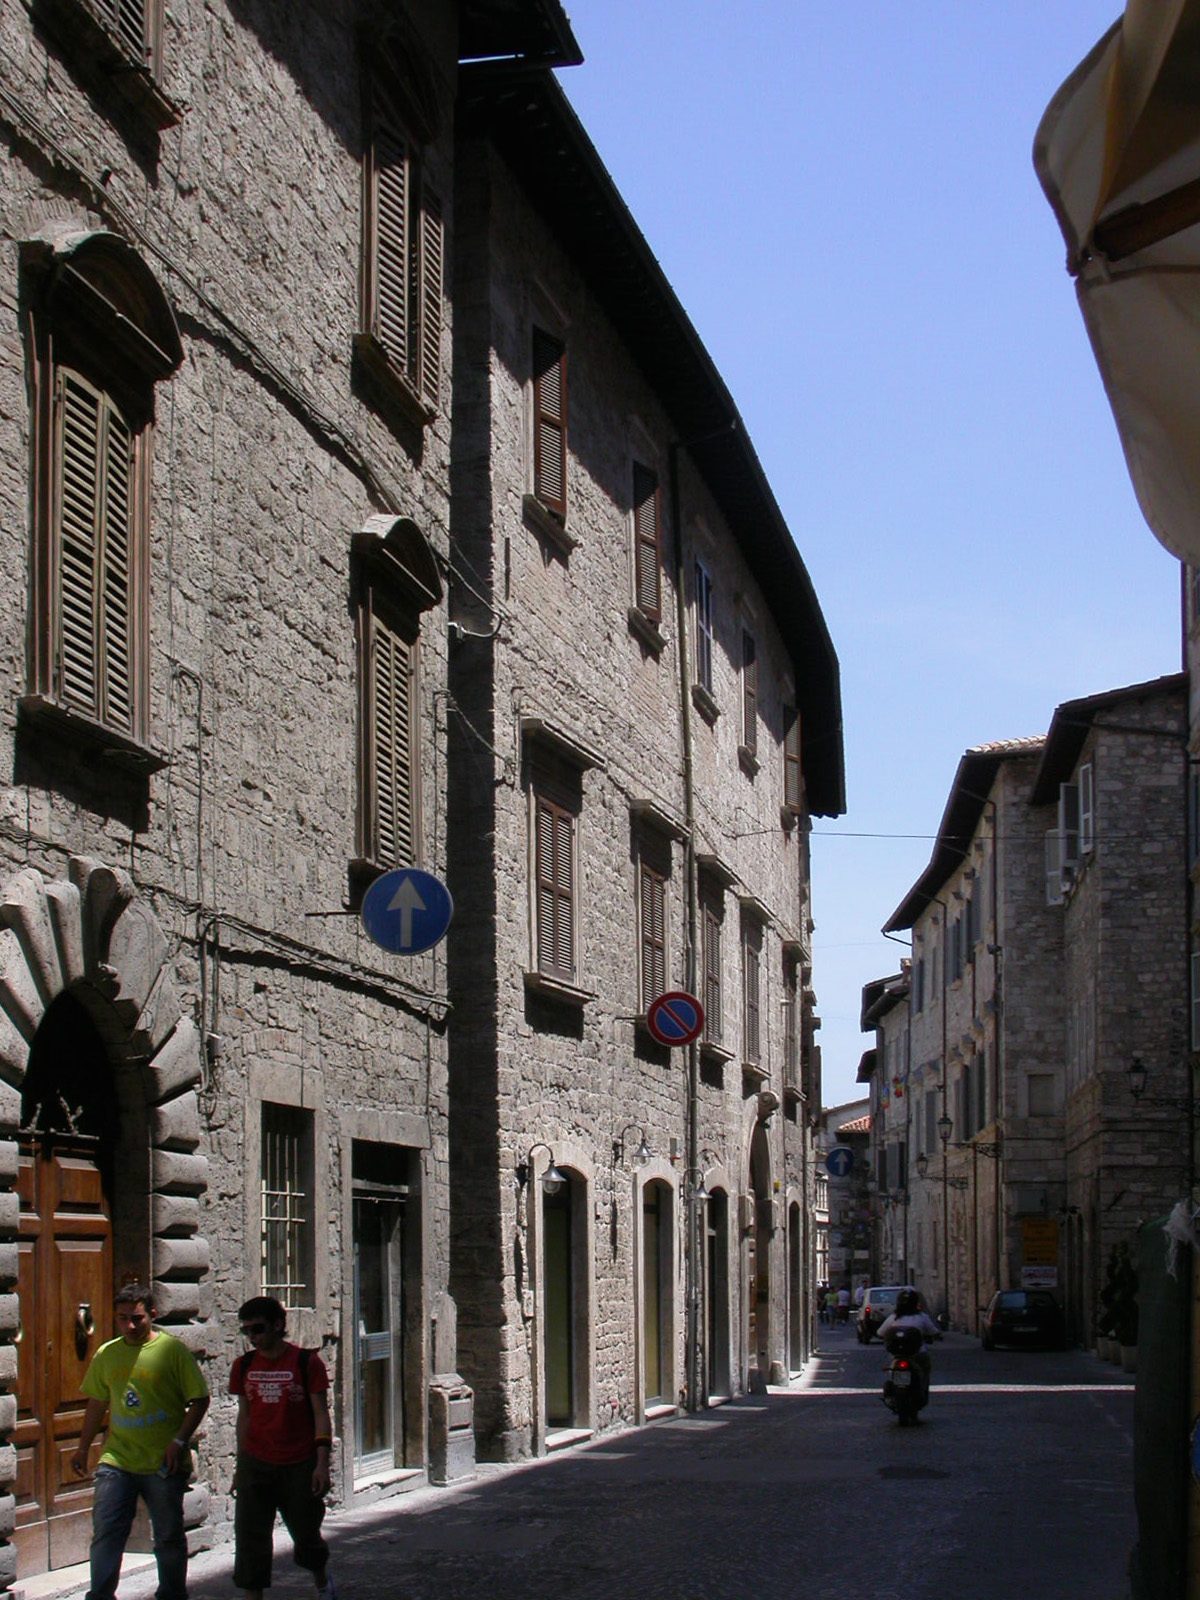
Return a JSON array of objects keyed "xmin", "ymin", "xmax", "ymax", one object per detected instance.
[{"xmin": 14, "ymin": 1134, "xmax": 112, "ymax": 1573}]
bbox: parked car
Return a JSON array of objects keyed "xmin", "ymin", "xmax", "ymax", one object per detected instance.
[
  {"xmin": 980, "ymin": 1288, "xmax": 1066, "ymax": 1350},
  {"xmin": 856, "ymin": 1285, "xmax": 919, "ymax": 1343}
]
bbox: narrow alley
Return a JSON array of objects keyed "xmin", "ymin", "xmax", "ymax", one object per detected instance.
[{"xmin": 90, "ymin": 1328, "xmax": 1134, "ymax": 1600}]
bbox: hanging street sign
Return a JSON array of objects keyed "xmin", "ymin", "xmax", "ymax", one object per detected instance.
[
  {"xmin": 825, "ymin": 1146, "xmax": 854, "ymax": 1179},
  {"xmin": 645, "ymin": 990, "xmax": 705, "ymax": 1048},
  {"xmin": 361, "ymin": 867, "xmax": 454, "ymax": 955}
]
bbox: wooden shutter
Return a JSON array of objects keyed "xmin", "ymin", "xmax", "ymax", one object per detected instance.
[
  {"xmin": 55, "ymin": 369, "xmax": 134, "ymax": 733},
  {"xmin": 372, "ymin": 101, "xmax": 411, "ymax": 371},
  {"xmin": 742, "ymin": 632, "xmax": 757, "ymax": 755},
  {"xmin": 417, "ymin": 189, "xmax": 443, "ymax": 407},
  {"xmin": 100, "ymin": 403, "xmax": 134, "ymax": 734},
  {"xmin": 783, "ymin": 703, "xmax": 802, "ymax": 810},
  {"xmin": 532, "ymin": 329, "xmax": 567, "ymax": 519},
  {"xmin": 536, "ymin": 795, "xmax": 574, "ymax": 979},
  {"xmin": 744, "ymin": 924, "xmax": 761, "ymax": 1063},
  {"xmin": 632, "ymin": 463, "xmax": 661, "ymax": 620},
  {"xmin": 640, "ymin": 863, "xmax": 666, "ymax": 1009},
  {"xmin": 56, "ymin": 370, "xmax": 102, "ymax": 721},
  {"xmin": 371, "ymin": 613, "xmax": 414, "ymax": 867},
  {"xmin": 703, "ymin": 904, "xmax": 721, "ymax": 1043}
]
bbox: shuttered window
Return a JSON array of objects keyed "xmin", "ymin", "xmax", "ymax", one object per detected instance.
[
  {"xmin": 702, "ymin": 902, "xmax": 722, "ymax": 1045},
  {"xmin": 743, "ymin": 921, "xmax": 761, "ymax": 1064},
  {"xmin": 640, "ymin": 862, "xmax": 666, "ymax": 1010},
  {"xmin": 695, "ymin": 562, "xmax": 714, "ymax": 693},
  {"xmin": 741, "ymin": 631, "xmax": 757, "ymax": 756},
  {"xmin": 783, "ymin": 703, "xmax": 802, "ymax": 811},
  {"xmin": 368, "ymin": 609, "xmax": 415, "ymax": 868},
  {"xmin": 532, "ymin": 329, "xmax": 567, "ymax": 520},
  {"xmin": 632, "ymin": 463, "xmax": 661, "ymax": 620},
  {"xmin": 536, "ymin": 795, "xmax": 575, "ymax": 981},
  {"xmin": 91, "ymin": 0, "xmax": 149, "ymax": 62},
  {"xmin": 366, "ymin": 80, "xmax": 443, "ymax": 413},
  {"xmin": 54, "ymin": 367, "xmax": 136, "ymax": 735}
]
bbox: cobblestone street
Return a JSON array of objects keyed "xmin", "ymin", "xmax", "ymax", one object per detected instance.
[{"xmin": 35, "ymin": 1328, "xmax": 1134, "ymax": 1600}]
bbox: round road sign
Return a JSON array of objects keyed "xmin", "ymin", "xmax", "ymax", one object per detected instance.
[{"xmin": 646, "ymin": 990, "xmax": 705, "ymax": 1048}]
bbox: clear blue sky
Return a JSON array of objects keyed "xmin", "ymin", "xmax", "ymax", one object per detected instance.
[{"xmin": 562, "ymin": 1, "xmax": 1182, "ymax": 1109}]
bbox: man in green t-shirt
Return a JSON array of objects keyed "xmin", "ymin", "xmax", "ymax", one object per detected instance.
[{"xmin": 71, "ymin": 1282, "xmax": 210, "ymax": 1600}]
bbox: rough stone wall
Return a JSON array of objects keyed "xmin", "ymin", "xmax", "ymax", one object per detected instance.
[
  {"xmin": 0, "ymin": 0, "xmax": 459, "ymax": 1568},
  {"xmin": 449, "ymin": 140, "xmax": 817, "ymax": 1456},
  {"xmin": 1061, "ymin": 683, "xmax": 1189, "ymax": 1337}
]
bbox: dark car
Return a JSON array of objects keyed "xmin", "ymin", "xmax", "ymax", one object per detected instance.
[
  {"xmin": 980, "ymin": 1288, "xmax": 1066, "ymax": 1350},
  {"xmin": 855, "ymin": 1285, "xmax": 920, "ymax": 1343}
]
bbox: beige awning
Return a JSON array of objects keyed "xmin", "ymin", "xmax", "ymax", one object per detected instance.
[{"xmin": 1035, "ymin": 0, "xmax": 1200, "ymax": 563}]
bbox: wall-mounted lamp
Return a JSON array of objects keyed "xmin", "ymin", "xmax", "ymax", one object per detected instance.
[
  {"xmin": 915, "ymin": 1153, "xmax": 929, "ymax": 1180},
  {"xmin": 517, "ymin": 1142, "xmax": 567, "ymax": 1196},
  {"xmin": 937, "ymin": 1112, "xmax": 953, "ymax": 1147},
  {"xmin": 613, "ymin": 1123, "xmax": 652, "ymax": 1166}
]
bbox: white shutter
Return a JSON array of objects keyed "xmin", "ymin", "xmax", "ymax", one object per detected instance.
[
  {"xmin": 1079, "ymin": 763, "xmax": 1094, "ymax": 854},
  {"xmin": 1045, "ymin": 828, "xmax": 1064, "ymax": 906}
]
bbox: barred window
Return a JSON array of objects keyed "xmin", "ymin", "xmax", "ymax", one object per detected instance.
[{"xmin": 261, "ymin": 1103, "xmax": 314, "ymax": 1309}]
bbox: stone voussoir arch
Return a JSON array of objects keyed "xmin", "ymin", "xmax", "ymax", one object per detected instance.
[{"xmin": 0, "ymin": 854, "xmax": 212, "ymax": 1584}]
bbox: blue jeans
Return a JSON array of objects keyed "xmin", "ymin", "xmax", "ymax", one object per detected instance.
[{"xmin": 86, "ymin": 1463, "xmax": 188, "ymax": 1600}]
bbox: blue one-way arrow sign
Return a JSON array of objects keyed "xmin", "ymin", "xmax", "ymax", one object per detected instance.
[
  {"xmin": 361, "ymin": 867, "xmax": 453, "ymax": 955},
  {"xmin": 825, "ymin": 1146, "xmax": 855, "ymax": 1179}
]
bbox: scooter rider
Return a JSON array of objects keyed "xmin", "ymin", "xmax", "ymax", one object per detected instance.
[{"xmin": 877, "ymin": 1290, "xmax": 942, "ymax": 1384}]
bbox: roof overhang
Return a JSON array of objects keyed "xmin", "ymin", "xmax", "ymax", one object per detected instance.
[
  {"xmin": 458, "ymin": 0, "xmax": 581, "ymax": 67},
  {"xmin": 884, "ymin": 740, "xmax": 1044, "ymax": 931},
  {"xmin": 458, "ymin": 67, "xmax": 845, "ymax": 816},
  {"xmin": 1030, "ymin": 670, "xmax": 1186, "ymax": 803}
]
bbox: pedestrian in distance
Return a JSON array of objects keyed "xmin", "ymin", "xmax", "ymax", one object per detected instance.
[
  {"xmin": 230, "ymin": 1296, "xmax": 336, "ymax": 1600},
  {"xmin": 71, "ymin": 1281, "xmax": 211, "ymax": 1600}
]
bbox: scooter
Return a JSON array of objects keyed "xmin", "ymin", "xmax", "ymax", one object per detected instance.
[{"xmin": 881, "ymin": 1326, "xmax": 929, "ymax": 1425}]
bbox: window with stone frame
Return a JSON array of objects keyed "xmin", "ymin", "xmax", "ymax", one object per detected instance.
[
  {"xmin": 21, "ymin": 230, "xmax": 181, "ymax": 769},
  {"xmin": 31, "ymin": 0, "xmax": 178, "ymax": 130},
  {"xmin": 694, "ymin": 560, "xmax": 715, "ymax": 695},
  {"xmin": 638, "ymin": 856, "xmax": 668, "ymax": 1014},
  {"xmin": 261, "ymin": 1101, "xmax": 315, "ymax": 1309},
  {"xmin": 632, "ymin": 462, "xmax": 661, "ymax": 622},
  {"xmin": 532, "ymin": 328, "xmax": 567, "ymax": 521},
  {"xmin": 352, "ymin": 515, "xmax": 442, "ymax": 883},
  {"xmin": 358, "ymin": 51, "xmax": 444, "ymax": 425},
  {"xmin": 534, "ymin": 787, "xmax": 576, "ymax": 984},
  {"xmin": 701, "ymin": 892, "xmax": 723, "ymax": 1047},
  {"xmin": 783, "ymin": 702, "xmax": 802, "ymax": 813},
  {"xmin": 740, "ymin": 630, "xmax": 758, "ymax": 762},
  {"xmin": 783, "ymin": 959, "xmax": 799, "ymax": 1094},
  {"xmin": 742, "ymin": 917, "xmax": 762, "ymax": 1065}
]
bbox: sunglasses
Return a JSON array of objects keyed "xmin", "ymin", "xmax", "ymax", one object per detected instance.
[{"xmin": 239, "ymin": 1322, "xmax": 269, "ymax": 1335}]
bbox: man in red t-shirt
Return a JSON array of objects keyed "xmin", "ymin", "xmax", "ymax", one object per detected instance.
[{"xmin": 229, "ymin": 1297, "xmax": 334, "ymax": 1600}]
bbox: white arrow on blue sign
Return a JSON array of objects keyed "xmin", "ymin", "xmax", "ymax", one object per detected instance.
[
  {"xmin": 825, "ymin": 1146, "xmax": 855, "ymax": 1179},
  {"xmin": 360, "ymin": 867, "xmax": 454, "ymax": 955}
]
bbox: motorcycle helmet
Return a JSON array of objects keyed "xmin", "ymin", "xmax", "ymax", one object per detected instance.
[{"xmin": 896, "ymin": 1289, "xmax": 920, "ymax": 1316}]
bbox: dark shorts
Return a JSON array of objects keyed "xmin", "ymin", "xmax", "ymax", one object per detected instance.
[{"xmin": 233, "ymin": 1452, "xmax": 328, "ymax": 1590}]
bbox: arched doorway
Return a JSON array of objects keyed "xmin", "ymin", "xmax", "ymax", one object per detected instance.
[
  {"xmin": 542, "ymin": 1175, "xmax": 577, "ymax": 1430},
  {"xmin": 747, "ymin": 1125, "xmax": 772, "ymax": 1388},
  {"xmin": 705, "ymin": 1189, "xmax": 730, "ymax": 1400},
  {"xmin": 0, "ymin": 859, "xmax": 210, "ymax": 1578},
  {"xmin": 787, "ymin": 1201, "xmax": 803, "ymax": 1373},
  {"xmin": 15, "ymin": 993, "xmax": 121, "ymax": 1569}
]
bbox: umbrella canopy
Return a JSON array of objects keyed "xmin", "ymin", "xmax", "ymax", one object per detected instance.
[{"xmin": 1035, "ymin": 0, "xmax": 1200, "ymax": 564}]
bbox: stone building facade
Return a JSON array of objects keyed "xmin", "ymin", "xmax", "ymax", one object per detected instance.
[
  {"xmin": 859, "ymin": 973, "xmax": 911, "ymax": 1285},
  {"xmin": 447, "ymin": 68, "xmax": 842, "ymax": 1457},
  {"xmin": 1029, "ymin": 673, "xmax": 1190, "ymax": 1344},
  {"xmin": 878, "ymin": 680, "xmax": 1190, "ymax": 1339},
  {"xmin": 884, "ymin": 739, "xmax": 1060, "ymax": 1327},
  {"xmin": 0, "ymin": 0, "xmax": 585, "ymax": 1586},
  {"xmin": 0, "ymin": 0, "xmax": 844, "ymax": 1586}
]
